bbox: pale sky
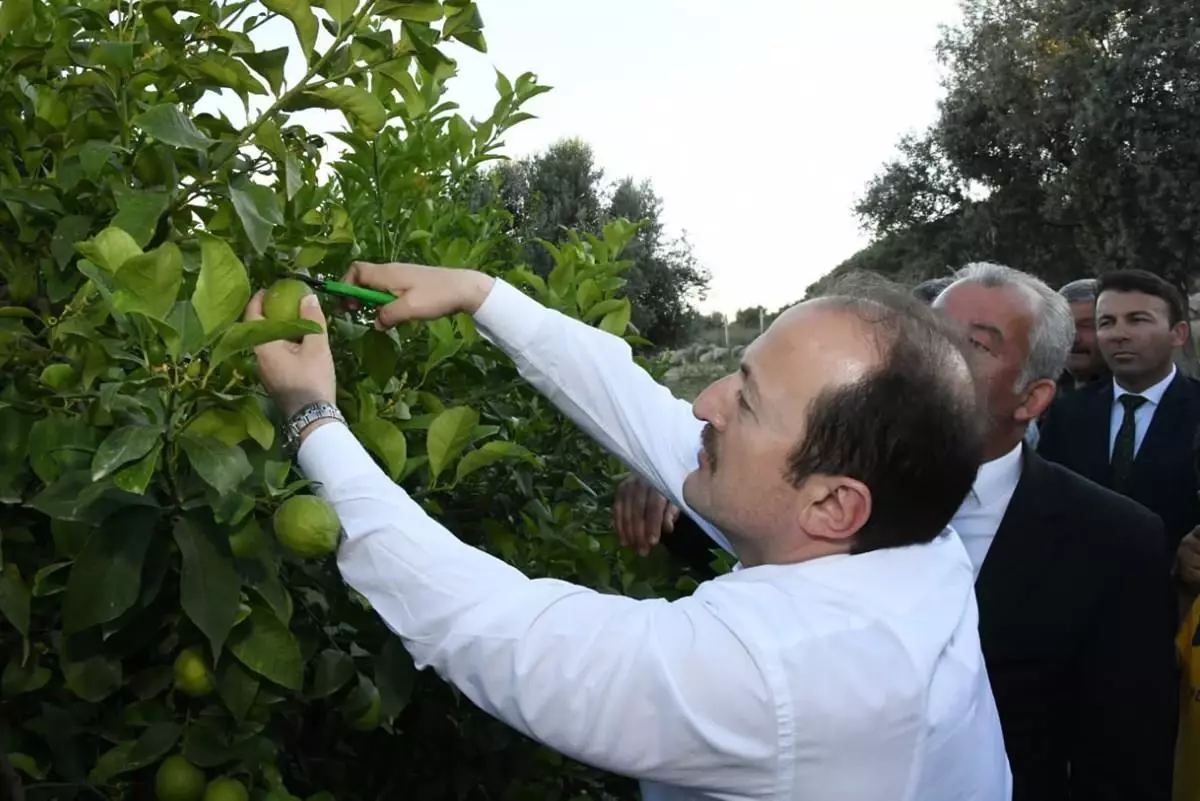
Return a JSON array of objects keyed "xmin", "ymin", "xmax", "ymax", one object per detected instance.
[{"xmin": 210, "ymin": 0, "xmax": 964, "ymax": 316}]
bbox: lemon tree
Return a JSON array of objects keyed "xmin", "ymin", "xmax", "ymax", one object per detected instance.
[{"xmin": 0, "ymin": 0, "xmax": 700, "ymax": 798}]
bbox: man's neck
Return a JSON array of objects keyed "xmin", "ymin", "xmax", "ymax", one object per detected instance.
[
  {"xmin": 983, "ymin": 430, "xmax": 1025, "ymax": 464},
  {"xmin": 1116, "ymin": 364, "xmax": 1174, "ymax": 394}
]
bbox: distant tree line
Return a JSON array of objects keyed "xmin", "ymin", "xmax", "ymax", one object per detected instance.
[{"xmin": 807, "ymin": 0, "xmax": 1200, "ymax": 303}]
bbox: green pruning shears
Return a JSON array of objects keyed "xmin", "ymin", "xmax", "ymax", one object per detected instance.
[{"xmin": 286, "ymin": 272, "xmax": 397, "ymax": 307}]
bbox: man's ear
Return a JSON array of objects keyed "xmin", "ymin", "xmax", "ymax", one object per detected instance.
[
  {"xmin": 1171, "ymin": 320, "xmax": 1190, "ymax": 349},
  {"xmin": 1016, "ymin": 378, "xmax": 1058, "ymax": 423},
  {"xmin": 797, "ymin": 476, "xmax": 872, "ymax": 544}
]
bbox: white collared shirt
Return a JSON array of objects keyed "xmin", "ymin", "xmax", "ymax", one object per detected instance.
[
  {"xmin": 1108, "ymin": 365, "xmax": 1176, "ymax": 459},
  {"xmin": 952, "ymin": 443, "xmax": 1024, "ymax": 574},
  {"xmin": 298, "ymin": 279, "xmax": 1011, "ymax": 801}
]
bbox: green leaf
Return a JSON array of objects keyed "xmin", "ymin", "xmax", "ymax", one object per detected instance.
[
  {"xmin": 218, "ymin": 659, "xmax": 259, "ymax": 721},
  {"xmin": 173, "ymin": 518, "xmax": 241, "ymax": 659},
  {"xmin": 228, "ymin": 606, "xmax": 303, "ymax": 690},
  {"xmin": 455, "ymin": 440, "xmax": 533, "ymax": 483},
  {"xmin": 111, "ymin": 187, "xmax": 170, "ymax": 248},
  {"xmin": 375, "ymin": 61, "xmax": 426, "ymax": 117},
  {"xmin": 184, "ymin": 409, "xmax": 246, "ymax": 447},
  {"xmin": 91, "ymin": 722, "xmax": 182, "ymax": 783},
  {"xmin": 62, "ymin": 508, "xmax": 157, "ymax": 633},
  {"xmin": 112, "ymin": 242, "xmax": 183, "ymax": 320},
  {"xmin": 230, "ymin": 183, "xmax": 283, "ymax": 255},
  {"xmin": 192, "ymin": 232, "xmax": 251, "ymax": 335},
  {"xmin": 310, "ymin": 648, "xmax": 354, "ymax": 698},
  {"xmin": 352, "ymin": 418, "xmax": 407, "ymax": 480},
  {"xmin": 112, "ymin": 445, "xmax": 161, "ymax": 494},
  {"xmin": 576, "ymin": 278, "xmax": 600, "ymax": 312},
  {"xmin": 2, "ymin": 659, "xmax": 51, "ymax": 696},
  {"xmin": 599, "ymin": 298, "xmax": 632, "ymax": 336},
  {"xmin": 75, "ymin": 226, "xmax": 142, "ymax": 273},
  {"xmin": 6, "ymin": 753, "xmax": 45, "ymax": 781},
  {"xmin": 134, "ymin": 105, "xmax": 216, "ymax": 151},
  {"xmin": 237, "ymin": 397, "xmax": 274, "ymax": 450},
  {"xmin": 321, "ymin": 0, "xmax": 356, "ymax": 24},
  {"xmin": 262, "ymin": 0, "xmax": 318, "ymax": 62},
  {"xmin": 376, "ymin": 0, "xmax": 442, "ymax": 21},
  {"xmin": 361, "ymin": 328, "xmax": 396, "ymax": 387},
  {"xmin": 166, "ymin": 301, "xmax": 206, "ymax": 359},
  {"xmin": 240, "ymin": 48, "xmax": 289, "ymax": 96},
  {"xmin": 91, "ymin": 425, "xmax": 162, "ymax": 481},
  {"xmin": 375, "ymin": 636, "xmax": 416, "ymax": 717},
  {"xmin": 0, "ymin": 564, "xmax": 30, "ymax": 637},
  {"xmin": 31, "ymin": 562, "xmax": 71, "ymax": 598},
  {"xmin": 179, "ymin": 434, "xmax": 252, "ymax": 498},
  {"xmin": 295, "ymin": 86, "xmax": 387, "ymax": 134},
  {"xmin": 51, "ymin": 215, "xmax": 94, "ymax": 269},
  {"xmin": 0, "ymin": 0, "xmax": 33, "ymax": 40},
  {"xmin": 209, "ymin": 319, "xmax": 322, "ymax": 367},
  {"xmin": 426, "ymin": 406, "xmax": 478, "ymax": 482},
  {"xmin": 63, "ymin": 655, "xmax": 122, "ymax": 702}
]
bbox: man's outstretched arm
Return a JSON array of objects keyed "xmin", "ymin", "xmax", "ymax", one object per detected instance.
[
  {"xmin": 341, "ymin": 263, "xmax": 734, "ymax": 554},
  {"xmin": 299, "ymin": 422, "xmax": 778, "ymax": 793}
]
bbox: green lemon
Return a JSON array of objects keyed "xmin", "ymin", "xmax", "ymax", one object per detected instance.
[
  {"xmin": 203, "ymin": 777, "xmax": 249, "ymax": 801},
  {"xmin": 173, "ymin": 646, "xmax": 214, "ymax": 697},
  {"xmin": 155, "ymin": 755, "xmax": 206, "ymax": 801},
  {"xmin": 261, "ymin": 279, "xmax": 312, "ymax": 323},
  {"xmin": 272, "ymin": 495, "xmax": 341, "ymax": 559},
  {"xmin": 228, "ymin": 519, "xmax": 268, "ymax": 559}
]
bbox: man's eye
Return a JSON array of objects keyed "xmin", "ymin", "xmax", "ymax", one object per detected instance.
[
  {"xmin": 737, "ymin": 392, "xmax": 752, "ymax": 412},
  {"xmin": 971, "ymin": 339, "xmax": 991, "ymax": 354}
]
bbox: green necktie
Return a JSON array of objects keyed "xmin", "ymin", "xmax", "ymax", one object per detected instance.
[{"xmin": 1111, "ymin": 394, "xmax": 1147, "ymax": 495}]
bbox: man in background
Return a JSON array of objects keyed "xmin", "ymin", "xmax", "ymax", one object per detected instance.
[
  {"xmin": 1056, "ymin": 278, "xmax": 1109, "ymax": 392},
  {"xmin": 1037, "ymin": 269, "xmax": 1200, "ymax": 558},
  {"xmin": 617, "ymin": 262, "xmax": 1178, "ymax": 801}
]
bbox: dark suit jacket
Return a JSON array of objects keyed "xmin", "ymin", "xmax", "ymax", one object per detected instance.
[
  {"xmin": 661, "ymin": 450, "xmax": 1178, "ymax": 801},
  {"xmin": 1036, "ymin": 371, "xmax": 1200, "ymax": 555}
]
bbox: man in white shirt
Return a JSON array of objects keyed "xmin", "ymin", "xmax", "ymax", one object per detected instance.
[
  {"xmin": 616, "ymin": 262, "xmax": 1177, "ymax": 801},
  {"xmin": 246, "ymin": 262, "xmax": 1011, "ymax": 801}
]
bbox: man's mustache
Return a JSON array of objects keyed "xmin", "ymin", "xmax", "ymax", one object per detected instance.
[{"xmin": 701, "ymin": 424, "xmax": 718, "ymax": 469}]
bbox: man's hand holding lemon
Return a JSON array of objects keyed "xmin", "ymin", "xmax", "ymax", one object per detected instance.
[{"xmin": 250, "ymin": 262, "xmax": 495, "ymax": 445}]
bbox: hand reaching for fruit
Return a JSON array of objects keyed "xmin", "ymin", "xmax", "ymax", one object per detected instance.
[{"xmin": 246, "ymin": 280, "xmax": 336, "ymax": 419}]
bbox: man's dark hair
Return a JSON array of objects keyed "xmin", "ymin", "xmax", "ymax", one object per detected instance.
[
  {"xmin": 1096, "ymin": 269, "xmax": 1188, "ymax": 326},
  {"xmin": 912, "ymin": 276, "xmax": 954, "ymax": 305},
  {"xmin": 790, "ymin": 274, "xmax": 986, "ymax": 554}
]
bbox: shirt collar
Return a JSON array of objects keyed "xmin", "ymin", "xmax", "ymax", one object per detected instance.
[
  {"xmin": 967, "ymin": 441, "xmax": 1023, "ymax": 507},
  {"xmin": 1113, "ymin": 364, "xmax": 1176, "ymax": 408}
]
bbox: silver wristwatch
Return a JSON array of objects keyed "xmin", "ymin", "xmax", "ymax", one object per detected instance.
[{"xmin": 283, "ymin": 401, "xmax": 346, "ymax": 454}]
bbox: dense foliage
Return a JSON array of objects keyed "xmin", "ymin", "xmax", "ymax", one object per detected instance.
[
  {"xmin": 810, "ymin": 0, "xmax": 1200, "ymax": 298},
  {"xmin": 0, "ymin": 0, "xmax": 701, "ymax": 798}
]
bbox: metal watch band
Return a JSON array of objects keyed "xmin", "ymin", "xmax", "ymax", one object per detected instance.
[{"xmin": 283, "ymin": 401, "xmax": 345, "ymax": 454}]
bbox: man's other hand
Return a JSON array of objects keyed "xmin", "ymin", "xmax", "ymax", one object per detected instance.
[
  {"xmin": 341, "ymin": 262, "xmax": 496, "ymax": 330},
  {"xmin": 614, "ymin": 474, "xmax": 679, "ymax": 557}
]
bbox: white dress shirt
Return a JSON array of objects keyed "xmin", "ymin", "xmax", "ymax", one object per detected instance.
[
  {"xmin": 298, "ymin": 279, "xmax": 1012, "ymax": 801},
  {"xmin": 1108, "ymin": 365, "xmax": 1175, "ymax": 459},
  {"xmin": 951, "ymin": 442, "xmax": 1024, "ymax": 574}
]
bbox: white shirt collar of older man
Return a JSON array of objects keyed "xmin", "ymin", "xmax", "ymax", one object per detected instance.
[
  {"xmin": 1108, "ymin": 364, "xmax": 1176, "ymax": 458},
  {"xmin": 952, "ymin": 442, "xmax": 1024, "ymax": 575}
]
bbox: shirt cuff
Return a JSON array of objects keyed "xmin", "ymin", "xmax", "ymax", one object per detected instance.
[
  {"xmin": 472, "ymin": 279, "xmax": 549, "ymax": 356},
  {"xmin": 296, "ymin": 421, "xmax": 384, "ymax": 498}
]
